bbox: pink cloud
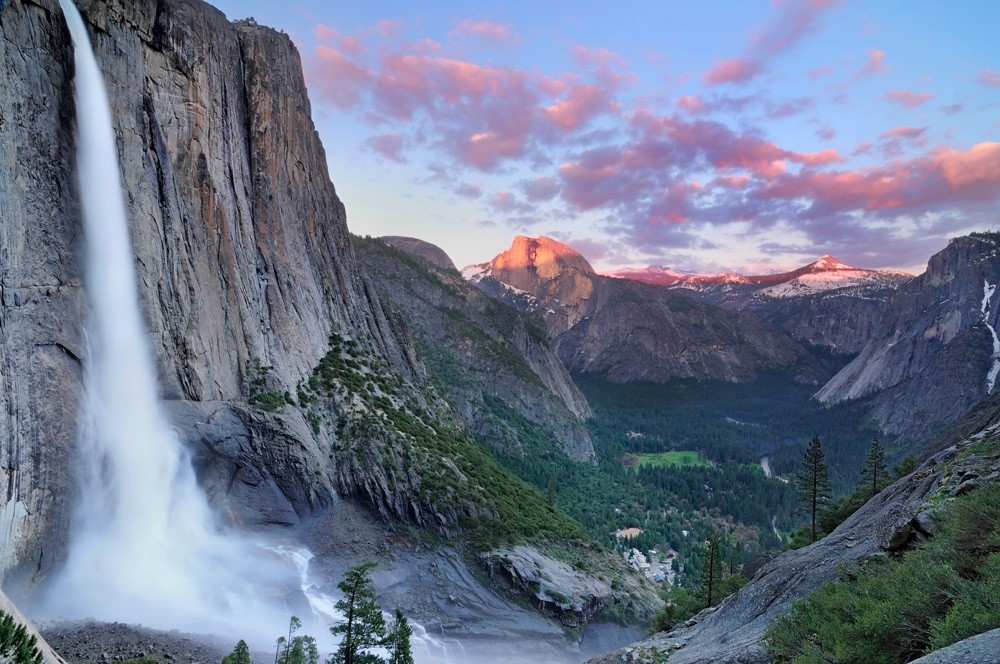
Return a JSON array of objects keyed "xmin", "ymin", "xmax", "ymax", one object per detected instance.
[
  {"xmin": 339, "ymin": 35, "xmax": 367, "ymax": 56},
  {"xmin": 677, "ymin": 95, "xmax": 705, "ymax": 114},
  {"xmin": 543, "ymin": 84, "xmax": 617, "ymax": 131},
  {"xmin": 315, "ymin": 24, "xmax": 337, "ymax": 42},
  {"xmin": 979, "ymin": 69, "xmax": 1000, "ymax": 87},
  {"xmin": 808, "ymin": 65, "xmax": 834, "ymax": 81},
  {"xmin": 885, "ymin": 89, "xmax": 933, "ymax": 107},
  {"xmin": 704, "ymin": 58, "xmax": 761, "ymax": 86},
  {"xmin": 309, "ymin": 45, "xmax": 373, "ymax": 110},
  {"xmin": 570, "ymin": 46, "xmax": 631, "ymax": 87},
  {"xmin": 713, "ymin": 174, "xmax": 752, "ymax": 189},
  {"xmin": 450, "ymin": 19, "xmax": 518, "ymax": 44},
  {"xmin": 880, "ymin": 126, "xmax": 926, "ymax": 140},
  {"xmin": 940, "ymin": 103, "xmax": 964, "ymax": 115},
  {"xmin": 857, "ymin": 49, "xmax": 888, "ymax": 77},
  {"xmin": 759, "ymin": 141, "xmax": 1000, "ymax": 212},
  {"xmin": 489, "ymin": 190, "xmax": 534, "ymax": 215},
  {"xmin": 749, "ymin": 0, "xmax": 844, "ymax": 57},
  {"xmin": 816, "ymin": 126, "xmax": 836, "ymax": 141},
  {"xmin": 934, "ymin": 142, "xmax": 1000, "ymax": 190},
  {"xmin": 365, "ymin": 132, "xmax": 407, "ymax": 162},
  {"xmin": 373, "ymin": 19, "xmax": 404, "ymax": 38},
  {"xmin": 702, "ymin": 0, "xmax": 842, "ymax": 87}
]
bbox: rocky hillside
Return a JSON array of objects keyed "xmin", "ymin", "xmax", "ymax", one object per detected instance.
[
  {"xmin": 466, "ymin": 236, "xmax": 826, "ymax": 384},
  {"xmin": 358, "ymin": 236, "xmax": 594, "ymax": 461},
  {"xmin": 587, "ymin": 387, "xmax": 1000, "ymax": 663},
  {"xmin": 817, "ymin": 234, "xmax": 1000, "ymax": 439}
]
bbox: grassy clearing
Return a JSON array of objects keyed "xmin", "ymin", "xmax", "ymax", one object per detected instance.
[{"xmin": 625, "ymin": 451, "xmax": 710, "ymax": 469}]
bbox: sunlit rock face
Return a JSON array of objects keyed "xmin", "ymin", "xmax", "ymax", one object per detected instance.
[
  {"xmin": 817, "ymin": 234, "xmax": 1000, "ymax": 439},
  {"xmin": 0, "ymin": 0, "xmax": 412, "ymax": 589}
]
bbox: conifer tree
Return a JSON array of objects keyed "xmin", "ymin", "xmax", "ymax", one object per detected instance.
[
  {"xmin": 698, "ymin": 534, "xmax": 725, "ymax": 608},
  {"xmin": 386, "ymin": 609, "xmax": 415, "ymax": 664},
  {"xmin": 330, "ymin": 562, "xmax": 387, "ymax": 664},
  {"xmin": 796, "ymin": 435, "xmax": 831, "ymax": 543},
  {"xmin": 223, "ymin": 640, "xmax": 252, "ymax": 664},
  {"xmin": 858, "ymin": 437, "xmax": 889, "ymax": 499}
]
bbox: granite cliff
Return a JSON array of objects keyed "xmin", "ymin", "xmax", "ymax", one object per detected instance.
[{"xmin": 817, "ymin": 234, "xmax": 1000, "ymax": 440}]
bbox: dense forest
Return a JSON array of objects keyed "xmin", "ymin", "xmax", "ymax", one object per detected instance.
[{"xmin": 476, "ymin": 372, "xmax": 900, "ymax": 586}]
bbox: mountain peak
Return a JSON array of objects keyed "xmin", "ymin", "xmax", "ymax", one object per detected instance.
[
  {"xmin": 808, "ymin": 255, "xmax": 854, "ymax": 271},
  {"xmin": 492, "ymin": 236, "xmax": 596, "ymax": 278}
]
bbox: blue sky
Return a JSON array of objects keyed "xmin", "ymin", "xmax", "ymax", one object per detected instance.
[{"xmin": 209, "ymin": 0, "xmax": 1000, "ymax": 274}]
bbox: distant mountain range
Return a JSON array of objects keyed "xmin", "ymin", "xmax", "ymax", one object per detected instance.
[
  {"xmin": 606, "ymin": 254, "xmax": 912, "ymax": 305},
  {"xmin": 463, "ymin": 233, "xmax": 1000, "ymax": 442}
]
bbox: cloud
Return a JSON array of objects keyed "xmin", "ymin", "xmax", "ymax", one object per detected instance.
[
  {"xmin": 454, "ymin": 182, "xmax": 483, "ymax": 199},
  {"xmin": 857, "ymin": 49, "xmax": 888, "ymax": 77},
  {"xmin": 521, "ymin": 177, "xmax": 561, "ymax": 202},
  {"xmin": 704, "ymin": 58, "xmax": 761, "ymax": 86},
  {"xmin": 880, "ymin": 126, "xmax": 926, "ymax": 140},
  {"xmin": 450, "ymin": 19, "xmax": 518, "ymax": 45},
  {"xmin": 309, "ymin": 45, "xmax": 373, "ymax": 109},
  {"xmin": 979, "ymin": 69, "xmax": 1000, "ymax": 87},
  {"xmin": 488, "ymin": 190, "xmax": 535, "ymax": 215},
  {"xmin": 703, "ymin": 0, "xmax": 842, "ymax": 86},
  {"xmin": 885, "ymin": 89, "xmax": 933, "ymax": 107},
  {"xmin": 808, "ymin": 65, "xmax": 834, "ymax": 81},
  {"xmin": 676, "ymin": 95, "xmax": 706, "ymax": 114},
  {"xmin": 543, "ymin": 83, "xmax": 618, "ymax": 131},
  {"xmin": 365, "ymin": 132, "xmax": 407, "ymax": 162}
]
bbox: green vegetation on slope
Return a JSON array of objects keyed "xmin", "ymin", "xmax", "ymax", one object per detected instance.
[
  {"xmin": 766, "ymin": 483, "xmax": 1000, "ymax": 662},
  {"xmin": 299, "ymin": 329, "xmax": 587, "ymax": 551}
]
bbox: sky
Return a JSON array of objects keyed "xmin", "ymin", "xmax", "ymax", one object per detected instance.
[{"xmin": 209, "ymin": 0, "xmax": 1000, "ymax": 275}]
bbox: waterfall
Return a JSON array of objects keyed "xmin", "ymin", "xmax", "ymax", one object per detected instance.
[
  {"xmin": 44, "ymin": 0, "xmax": 295, "ymax": 640},
  {"xmin": 45, "ymin": 5, "xmax": 463, "ymax": 661}
]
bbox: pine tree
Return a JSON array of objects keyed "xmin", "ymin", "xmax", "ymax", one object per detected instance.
[
  {"xmin": 858, "ymin": 437, "xmax": 889, "ymax": 499},
  {"xmin": 698, "ymin": 534, "xmax": 724, "ymax": 608},
  {"xmin": 386, "ymin": 609, "xmax": 415, "ymax": 664},
  {"xmin": 796, "ymin": 435, "xmax": 831, "ymax": 543},
  {"xmin": 330, "ymin": 562, "xmax": 387, "ymax": 664},
  {"xmin": 0, "ymin": 611, "xmax": 43, "ymax": 664},
  {"xmin": 223, "ymin": 640, "xmax": 251, "ymax": 664}
]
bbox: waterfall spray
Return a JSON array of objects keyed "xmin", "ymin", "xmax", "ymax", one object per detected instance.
[{"xmin": 46, "ymin": 0, "xmax": 296, "ymax": 638}]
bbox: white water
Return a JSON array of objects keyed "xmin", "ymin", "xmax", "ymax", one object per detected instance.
[
  {"xmin": 982, "ymin": 280, "xmax": 1000, "ymax": 394},
  {"xmin": 42, "ymin": 0, "xmax": 297, "ymax": 641}
]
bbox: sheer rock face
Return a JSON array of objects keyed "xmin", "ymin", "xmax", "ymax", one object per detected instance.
[
  {"xmin": 467, "ymin": 236, "xmax": 826, "ymax": 385},
  {"xmin": 816, "ymin": 235, "xmax": 1000, "ymax": 438},
  {"xmin": 0, "ymin": 0, "xmax": 412, "ymax": 588}
]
